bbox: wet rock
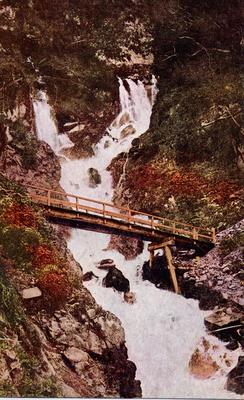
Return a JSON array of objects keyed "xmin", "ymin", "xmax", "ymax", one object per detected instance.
[
  {"xmin": 103, "ymin": 267, "xmax": 130, "ymax": 293},
  {"xmin": 119, "ymin": 112, "xmax": 130, "ymax": 126},
  {"xmin": 205, "ymin": 309, "xmax": 243, "ymax": 330},
  {"xmin": 142, "ymin": 255, "xmax": 173, "ymax": 289},
  {"xmin": 108, "ymin": 235, "xmax": 144, "ymax": 260},
  {"xmin": 83, "ymin": 271, "xmax": 98, "ymax": 281},
  {"xmin": 124, "ymin": 291, "xmax": 136, "ymax": 304},
  {"xmin": 102, "ymin": 346, "xmax": 142, "ymax": 398},
  {"xmin": 204, "ymin": 309, "xmax": 243, "ymax": 342},
  {"xmin": 88, "ymin": 167, "xmax": 101, "ymax": 187},
  {"xmin": 226, "ymin": 340, "xmax": 239, "ymax": 350},
  {"xmin": 106, "ymin": 152, "xmax": 127, "ymax": 188},
  {"xmin": 189, "ymin": 348, "xmax": 219, "ymax": 379},
  {"xmin": 226, "ymin": 356, "xmax": 244, "ymax": 395},
  {"xmin": 181, "ymin": 279, "xmax": 227, "ymax": 310},
  {"xmin": 120, "ymin": 124, "xmax": 136, "ymax": 138},
  {"xmin": 97, "ymin": 259, "xmax": 116, "ymax": 270}
]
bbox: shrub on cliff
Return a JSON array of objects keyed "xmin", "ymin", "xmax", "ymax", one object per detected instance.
[
  {"xmin": 3, "ymin": 203, "xmax": 38, "ymax": 228},
  {"xmin": 0, "ymin": 268, "xmax": 25, "ymax": 325},
  {"xmin": 37, "ymin": 272, "xmax": 72, "ymax": 310},
  {"xmin": 219, "ymin": 232, "xmax": 244, "ymax": 257},
  {"xmin": 28, "ymin": 243, "xmax": 58, "ymax": 270},
  {"xmin": 10, "ymin": 121, "xmax": 38, "ymax": 170},
  {"xmin": 0, "ymin": 225, "xmax": 42, "ymax": 270}
]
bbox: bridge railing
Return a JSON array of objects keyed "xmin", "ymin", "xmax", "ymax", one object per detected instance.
[{"xmin": 27, "ymin": 186, "xmax": 216, "ymax": 243}]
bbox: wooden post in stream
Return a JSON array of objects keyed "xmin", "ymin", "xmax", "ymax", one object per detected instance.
[
  {"xmin": 164, "ymin": 245, "xmax": 180, "ymax": 295},
  {"xmin": 148, "ymin": 238, "xmax": 180, "ymax": 294},
  {"xmin": 149, "ymin": 250, "xmax": 154, "ymax": 268}
]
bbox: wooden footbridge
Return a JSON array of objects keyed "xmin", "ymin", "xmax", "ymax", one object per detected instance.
[{"xmin": 28, "ymin": 186, "xmax": 216, "ymax": 294}]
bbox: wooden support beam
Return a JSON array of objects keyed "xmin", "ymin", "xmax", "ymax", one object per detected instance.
[
  {"xmin": 28, "ymin": 186, "xmax": 216, "ymax": 244},
  {"xmin": 164, "ymin": 245, "xmax": 180, "ymax": 295},
  {"xmin": 47, "ymin": 190, "xmax": 51, "ymax": 207},
  {"xmin": 149, "ymin": 250, "xmax": 154, "ymax": 268},
  {"xmin": 211, "ymin": 227, "xmax": 216, "ymax": 243},
  {"xmin": 148, "ymin": 238, "xmax": 175, "ymax": 252}
]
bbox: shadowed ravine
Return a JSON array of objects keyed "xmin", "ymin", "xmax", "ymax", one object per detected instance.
[{"xmin": 34, "ymin": 78, "xmax": 241, "ymax": 398}]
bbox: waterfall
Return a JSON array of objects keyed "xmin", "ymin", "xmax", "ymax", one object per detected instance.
[
  {"xmin": 33, "ymin": 91, "xmax": 73, "ymax": 156},
  {"xmin": 33, "ymin": 77, "xmax": 240, "ymax": 399}
]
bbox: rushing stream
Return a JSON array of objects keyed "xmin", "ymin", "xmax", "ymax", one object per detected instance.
[{"xmin": 33, "ymin": 77, "xmax": 240, "ymax": 398}]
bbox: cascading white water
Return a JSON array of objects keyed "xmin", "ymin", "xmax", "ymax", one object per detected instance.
[
  {"xmin": 33, "ymin": 78, "xmax": 241, "ymax": 399},
  {"xmin": 33, "ymin": 91, "xmax": 73, "ymax": 156}
]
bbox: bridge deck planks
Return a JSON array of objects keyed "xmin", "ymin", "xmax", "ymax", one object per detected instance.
[{"xmin": 28, "ymin": 186, "xmax": 216, "ymax": 247}]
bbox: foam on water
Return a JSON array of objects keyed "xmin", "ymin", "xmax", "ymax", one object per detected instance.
[
  {"xmin": 34, "ymin": 78, "xmax": 241, "ymax": 398},
  {"xmin": 33, "ymin": 91, "xmax": 73, "ymax": 156}
]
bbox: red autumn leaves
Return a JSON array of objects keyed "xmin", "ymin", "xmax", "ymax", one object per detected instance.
[
  {"xmin": 28, "ymin": 243, "xmax": 72, "ymax": 306},
  {"xmin": 3, "ymin": 203, "xmax": 38, "ymax": 228},
  {"xmin": 127, "ymin": 163, "xmax": 240, "ymax": 206},
  {"xmin": 3, "ymin": 202, "xmax": 72, "ymax": 309}
]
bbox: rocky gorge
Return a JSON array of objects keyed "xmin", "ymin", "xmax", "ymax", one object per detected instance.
[{"xmin": 0, "ymin": 0, "xmax": 243, "ymax": 398}]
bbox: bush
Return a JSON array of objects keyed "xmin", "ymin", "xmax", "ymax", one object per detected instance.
[
  {"xmin": 0, "ymin": 382, "xmax": 15, "ymax": 397},
  {"xmin": 3, "ymin": 203, "xmax": 38, "ymax": 228},
  {"xmin": 10, "ymin": 121, "xmax": 38, "ymax": 170},
  {"xmin": 0, "ymin": 269, "xmax": 25, "ymax": 325},
  {"xmin": 18, "ymin": 376, "xmax": 60, "ymax": 398},
  {"xmin": 0, "ymin": 225, "xmax": 42, "ymax": 269},
  {"xmin": 38, "ymin": 272, "xmax": 72, "ymax": 309},
  {"xmin": 16, "ymin": 348, "xmax": 60, "ymax": 397},
  {"xmin": 0, "ymin": 175, "xmax": 27, "ymax": 199},
  {"xmin": 28, "ymin": 244, "xmax": 58, "ymax": 270},
  {"xmin": 219, "ymin": 232, "xmax": 244, "ymax": 257}
]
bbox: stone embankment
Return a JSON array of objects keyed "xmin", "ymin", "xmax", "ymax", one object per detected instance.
[{"xmin": 182, "ymin": 219, "xmax": 244, "ymax": 309}]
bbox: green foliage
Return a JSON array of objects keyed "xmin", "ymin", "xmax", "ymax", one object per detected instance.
[
  {"xmin": 0, "ymin": 381, "xmax": 15, "ymax": 397},
  {"xmin": 141, "ymin": 69, "xmax": 242, "ymax": 170},
  {"xmin": 18, "ymin": 375, "xmax": 60, "ymax": 398},
  {"xmin": 0, "ymin": 268, "xmax": 25, "ymax": 325},
  {"xmin": 0, "ymin": 0, "xmax": 151, "ymax": 116},
  {"xmin": 0, "ymin": 174, "xmax": 27, "ymax": 199},
  {"xmin": 16, "ymin": 348, "xmax": 60, "ymax": 397},
  {"xmin": 10, "ymin": 121, "xmax": 38, "ymax": 170},
  {"xmin": 0, "ymin": 224, "xmax": 42, "ymax": 269},
  {"xmin": 219, "ymin": 232, "xmax": 244, "ymax": 257},
  {"xmin": 38, "ymin": 264, "xmax": 60, "ymax": 276}
]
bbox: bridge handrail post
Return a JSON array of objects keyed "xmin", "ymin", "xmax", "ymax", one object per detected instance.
[
  {"xmin": 151, "ymin": 216, "xmax": 154, "ymax": 229},
  {"xmin": 192, "ymin": 227, "xmax": 198, "ymax": 240},
  {"xmin": 211, "ymin": 227, "xmax": 216, "ymax": 242},
  {"xmin": 47, "ymin": 190, "xmax": 51, "ymax": 207},
  {"xmin": 128, "ymin": 209, "xmax": 131, "ymax": 223},
  {"xmin": 103, "ymin": 203, "xmax": 105, "ymax": 218},
  {"xmin": 76, "ymin": 197, "xmax": 79, "ymax": 213}
]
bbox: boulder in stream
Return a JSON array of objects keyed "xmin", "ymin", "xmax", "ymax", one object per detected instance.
[
  {"xmin": 204, "ymin": 308, "xmax": 243, "ymax": 344},
  {"xmin": 226, "ymin": 356, "xmax": 244, "ymax": 394},
  {"xmin": 103, "ymin": 267, "xmax": 130, "ymax": 293},
  {"xmin": 124, "ymin": 291, "xmax": 136, "ymax": 304},
  {"xmin": 83, "ymin": 271, "xmax": 99, "ymax": 282},
  {"xmin": 88, "ymin": 167, "xmax": 101, "ymax": 187},
  {"xmin": 120, "ymin": 124, "xmax": 136, "ymax": 139},
  {"xmin": 97, "ymin": 259, "xmax": 116, "ymax": 270},
  {"xmin": 188, "ymin": 348, "xmax": 219, "ymax": 379}
]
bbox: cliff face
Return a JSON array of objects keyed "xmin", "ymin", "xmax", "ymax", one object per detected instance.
[
  {"xmin": 112, "ymin": 0, "xmax": 243, "ymax": 231},
  {"xmin": 0, "ymin": 3, "xmax": 150, "ymax": 396},
  {"xmin": 0, "ymin": 174, "xmax": 141, "ymax": 397},
  {"xmin": 0, "ymin": 1, "xmax": 243, "ymax": 397}
]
